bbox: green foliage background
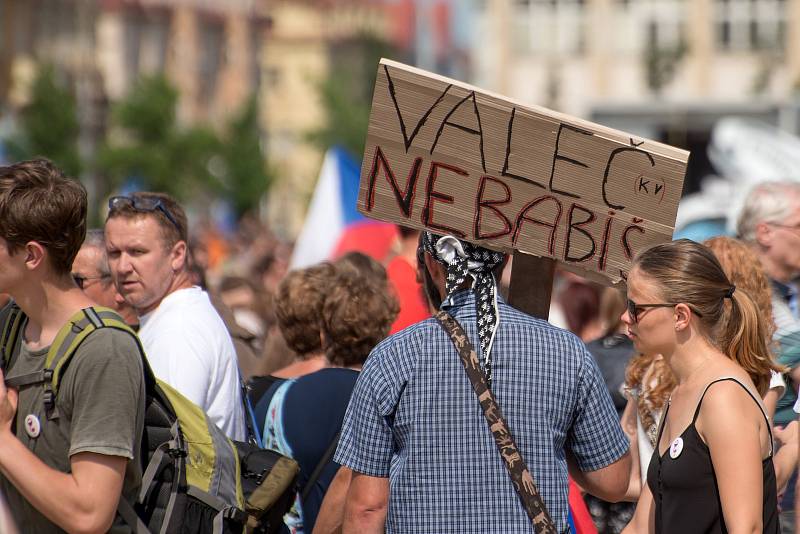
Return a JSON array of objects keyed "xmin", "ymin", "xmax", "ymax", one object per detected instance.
[
  {"xmin": 307, "ymin": 33, "xmax": 398, "ymax": 159},
  {"xmin": 5, "ymin": 66, "xmax": 82, "ymax": 177},
  {"xmin": 6, "ymin": 69, "xmax": 272, "ymax": 220}
]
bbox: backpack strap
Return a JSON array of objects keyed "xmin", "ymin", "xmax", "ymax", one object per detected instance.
[
  {"xmin": 3, "ymin": 306, "xmax": 155, "ymax": 420},
  {"xmin": 1, "ymin": 302, "xmax": 25, "ymax": 371},
  {"xmin": 301, "ymin": 431, "xmax": 340, "ymax": 503},
  {"xmin": 86, "ymin": 308, "xmax": 157, "ymax": 395},
  {"xmin": 116, "ymin": 498, "xmax": 150, "ymax": 534},
  {"xmin": 44, "ymin": 307, "xmax": 150, "ymax": 419}
]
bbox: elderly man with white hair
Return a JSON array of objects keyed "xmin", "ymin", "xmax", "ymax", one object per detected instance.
[{"xmin": 738, "ymin": 181, "xmax": 800, "ymax": 534}]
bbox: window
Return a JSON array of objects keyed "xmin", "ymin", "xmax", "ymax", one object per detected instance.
[
  {"xmin": 714, "ymin": 0, "xmax": 786, "ymax": 51},
  {"xmin": 198, "ymin": 17, "xmax": 224, "ymax": 103},
  {"xmin": 611, "ymin": 0, "xmax": 685, "ymax": 54},
  {"xmin": 514, "ymin": 0, "xmax": 587, "ymax": 55}
]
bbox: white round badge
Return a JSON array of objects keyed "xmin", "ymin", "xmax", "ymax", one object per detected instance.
[
  {"xmin": 669, "ymin": 437, "xmax": 684, "ymax": 459},
  {"xmin": 24, "ymin": 414, "xmax": 41, "ymax": 439}
]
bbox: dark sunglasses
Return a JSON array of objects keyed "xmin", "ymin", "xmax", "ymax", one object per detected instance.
[
  {"xmin": 73, "ymin": 273, "xmax": 110, "ymax": 290},
  {"xmin": 108, "ymin": 195, "xmax": 180, "ymax": 232},
  {"xmin": 625, "ymin": 298, "xmax": 703, "ymax": 324}
]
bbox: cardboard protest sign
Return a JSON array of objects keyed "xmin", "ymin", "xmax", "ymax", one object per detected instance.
[{"xmin": 358, "ymin": 59, "xmax": 689, "ymax": 286}]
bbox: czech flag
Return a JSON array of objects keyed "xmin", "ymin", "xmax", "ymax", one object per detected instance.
[{"xmin": 290, "ymin": 146, "xmax": 398, "ymax": 269}]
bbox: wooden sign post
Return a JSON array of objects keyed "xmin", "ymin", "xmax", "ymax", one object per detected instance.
[{"xmin": 358, "ymin": 59, "xmax": 690, "ymax": 319}]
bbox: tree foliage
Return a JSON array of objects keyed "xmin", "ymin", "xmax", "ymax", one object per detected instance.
[
  {"xmin": 219, "ymin": 97, "xmax": 273, "ymax": 217},
  {"xmin": 97, "ymin": 76, "xmax": 272, "ymax": 216},
  {"xmin": 644, "ymin": 38, "xmax": 687, "ymax": 95},
  {"xmin": 307, "ymin": 33, "xmax": 399, "ymax": 159},
  {"xmin": 6, "ymin": 65, "xmax": 82, "ymax": 177},
  {"xmin": 97, "ymin": 75, "xmax": 223, "ymax": 200}
]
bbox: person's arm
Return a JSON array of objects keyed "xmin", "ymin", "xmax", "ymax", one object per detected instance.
[
  {"xmin": 620, "ymin": 479, "xmax": 655, "ymax": 534},
  {"xmin": 773, "ymin": 421, "xmax": 798, "ymax": 493},
  {"xmin": 620, "ymin": 398, "xmax": 642, "ymax": 501},
  {"xmin": 331, "ymin": 347, "xmax": 397, "ymax": 533},
  {"xmin": 699, "ymin": 381, "xmax": 768, "ymax": 534},
  {"xmin": 313, "ymin": 466, "xmax": 352, "ymax": 534},
  {"xmin": 342, "ymin": 472, "xmax": 388, "ymax": 534},
  {"xmin": 568, "ymin": 450, "xmax": 631, "ymax": 502},
  {"xmin": 0, "ymin": 375, "xmax": 127, "ymax": 534},
  {"xmin": 568, "ymin": 345, "xmax": 632, "ymax": 502}
]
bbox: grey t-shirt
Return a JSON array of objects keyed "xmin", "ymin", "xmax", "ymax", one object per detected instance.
[{"xmin": 0, "ymin": 309, "xmax": 145, "ymax": 533}]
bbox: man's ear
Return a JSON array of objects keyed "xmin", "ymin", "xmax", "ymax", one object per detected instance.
[
  {"xmin": 423, "ymin": 252, "xmax": 440, "ymax": 280},
  {"xmin": 23, "ymin": 242, "xmax": 47, "ymax": 271},
  {"xmin": 754, "ymin": 221, "xmax": 773, "ymax": 248},
  {"xmin": 170, "ymin": 240, "xmax": 187, "ymax": 272}
]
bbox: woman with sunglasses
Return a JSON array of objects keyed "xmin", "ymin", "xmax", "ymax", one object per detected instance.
[{"xmin": 621, "ymin": 239, "xmax": 782, "ymax": 534}]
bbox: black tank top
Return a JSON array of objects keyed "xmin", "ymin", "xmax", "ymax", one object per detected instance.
[{"xmin": 646, "ymin": 377, "xmax": 780, "ymax": 534}]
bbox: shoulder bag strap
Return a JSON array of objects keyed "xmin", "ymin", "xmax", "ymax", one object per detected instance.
[
  {"xmin": 300, "ymin": 431, "xmax": 341, "ymax": 503},
  {"xmin": 435, "ymin": 310, "xmax": 558, "ymax": 534},
  {"xmin": 1, "ymin": 303, "xmax": 25, "ymax": 371}
]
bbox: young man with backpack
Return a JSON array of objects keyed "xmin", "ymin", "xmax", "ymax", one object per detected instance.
[{"xmin": 0, "ymin": 159, "xmax": 145, "ymax": 533}]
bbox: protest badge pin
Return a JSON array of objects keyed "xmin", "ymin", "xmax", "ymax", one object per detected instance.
[
  {"xmin": 669, "ymin": 437, "xmax": 683, "ymax": 459},
  {"xmin": 24, "ymin": 414, "xmax": 41, "ymax": 438}
]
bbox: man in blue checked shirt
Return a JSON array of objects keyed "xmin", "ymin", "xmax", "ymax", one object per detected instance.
[{"xmin": 329, "ymin": 233, "xmax": 631, "ymax": 534}]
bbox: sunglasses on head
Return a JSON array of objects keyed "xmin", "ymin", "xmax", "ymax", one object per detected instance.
[
  {"xmin": 625, "ymin": 298, "xmax": 703, "ymax": 324},
  {"xmin": 108, "ymin": 195, "xmax": 180, "ymax": 232}
]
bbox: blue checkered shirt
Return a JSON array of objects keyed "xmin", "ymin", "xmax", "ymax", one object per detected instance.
[{"xmin": 335, "ymin": 290, "xmax": 629, "ymax": 533}]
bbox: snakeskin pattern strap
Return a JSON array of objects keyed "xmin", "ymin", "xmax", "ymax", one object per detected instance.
[{"xmin": 435, "ymin": 310, "xmax": 558, "ymax": 534}]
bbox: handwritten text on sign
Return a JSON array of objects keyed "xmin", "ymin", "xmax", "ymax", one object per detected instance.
[{"xmin": 358, "ymin": 60, "xmax": 689, "ymax": 284}]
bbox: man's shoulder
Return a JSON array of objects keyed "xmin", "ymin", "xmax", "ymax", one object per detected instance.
[
  {"xmin": 148, "ymin": 288, "xmax": 228, "ymax": 336},
  {"xmin": 498, "ymin": 302, "xmax": 585, "ymax": 345},
  {"xmin": 359, "ymin": 319, "xmax": 440, "ymax": 376},
  {"xmin": 74, "ymin": 326, "xmax": 143, "ymax": 366},
  {"xmin": 373, "ymin": 317, "xmax": 441, "ymax": 353},
  {"xmin": 58, "ymin": 326, "xmax": 144, "ymax": 396}
]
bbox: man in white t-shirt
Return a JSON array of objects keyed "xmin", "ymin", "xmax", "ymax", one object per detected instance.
[{"xmin": 104, "ymin": 192, "xmax": 245, "ymax": 441}]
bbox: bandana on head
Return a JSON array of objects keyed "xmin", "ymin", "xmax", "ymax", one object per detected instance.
[{"xmin": 423, "ymin": 232, "xmax": 505, "ymax": 384}]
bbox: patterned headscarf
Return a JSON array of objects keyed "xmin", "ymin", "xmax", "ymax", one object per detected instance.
[{"xmin": 423, "ymin": 232, "xmax": 505, "ymax": 383}]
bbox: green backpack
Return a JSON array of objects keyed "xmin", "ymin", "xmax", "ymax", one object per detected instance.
[{"xmin": 1, "ymin": 304, "xmax": 299, "ymax": 534}]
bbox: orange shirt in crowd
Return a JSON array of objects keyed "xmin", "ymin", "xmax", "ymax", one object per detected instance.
[{"xmin": 387, "ymin": 256, "xmax": 430, "ymax": 334}]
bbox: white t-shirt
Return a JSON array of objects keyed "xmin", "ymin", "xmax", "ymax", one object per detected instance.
[{"xmin": 139, "ymin": 287, "xmax": 246, "ymax": 441}]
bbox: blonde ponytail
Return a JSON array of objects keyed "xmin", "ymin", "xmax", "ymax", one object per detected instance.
[{"xmin": 722, "ymin": 288, "xmax": 783, "ymax": 396}]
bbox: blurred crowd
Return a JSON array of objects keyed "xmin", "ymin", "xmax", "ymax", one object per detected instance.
[{"xmin": 2, "ymin": 158, "xmax": 800, "ymax": 534}]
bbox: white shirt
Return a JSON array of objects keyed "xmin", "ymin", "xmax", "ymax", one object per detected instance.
[{"xmin": 139, "ymin": 287, "xmax": 246, "ymax": 441}]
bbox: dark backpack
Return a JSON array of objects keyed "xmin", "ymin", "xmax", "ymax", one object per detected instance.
[{"xmin": 1, "ymin": 304, "xmax": 299, "ymax": 534}]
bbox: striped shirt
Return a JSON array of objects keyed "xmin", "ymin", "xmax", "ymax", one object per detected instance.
[{"xmin": 335, "ymin": 290, "xmax": 629, "ymax": 533}]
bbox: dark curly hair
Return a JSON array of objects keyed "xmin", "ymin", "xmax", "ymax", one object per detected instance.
[{"xmin": 322, "ymin": 268, "xmax": 399, "ymax": 367}]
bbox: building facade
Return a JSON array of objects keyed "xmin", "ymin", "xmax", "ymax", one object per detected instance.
[
  {"xmin": 258, "ymin": 0, "xmax": 389, "ymax": 236},
  {"xmin": 468, "ymin": 0, "xmax": 800, "ymax": 192}
]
